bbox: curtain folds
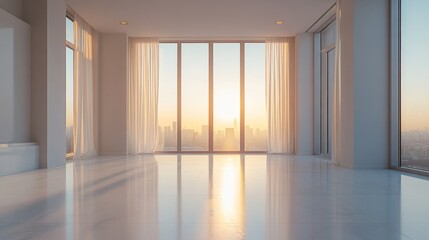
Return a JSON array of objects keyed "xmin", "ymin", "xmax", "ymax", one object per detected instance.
[
  {"xmin": 332, "ymin": 1, "xmax": 342, "ymax": 162},
  {"xmin": 127, "ymin": 38, "xmax": 160, "ymax": 154},
  {"xmin": 73, "ymin": 15, "xmax": 96, "ymax": 159},
  {"xmin": 265, "ymin": 38, "xmax": 295, "ymax": 154}
]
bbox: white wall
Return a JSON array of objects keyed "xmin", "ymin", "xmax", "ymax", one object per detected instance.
[
  {"xmin": 99, "ymin": 33, "xmax": 128, "ymax": 155},
  {"xmin": 0, "ymin": 8, "xmax": 31, "ymax": 144},
  {"xmin": 295, "ymin": 33, "xmax": 314, "ymax": 155},
  {"xmin": 47, "ymin": 0, "xmax": 67, "ymax": 167},
  {"xmin": 23, "ymin": 0, "xmax": 66, "ymax": 168},
  {"xmin": 337, "ymin": 0, "xmax": 355, "ymax": 168},
  {"xmin": 0, "ymin": 27, "xmax": 14, "ymax": 143},
  {"xmin": 24, "ymin": 0, "xmax": 48, "ymax": 167},
  {"xmin": 0, "ymin": 144, "xmax": 38, "ymax": 176},
  {"xmin": 336, "ymin": 0, "xmax": 389, "ymax": 168},
  {"xmin": 353, "ymin": 0, "xmax": 389, "ymax": 168},
  {"xmin": 0, "ymin": 0, "xmax": 23, "ymax": 19}
]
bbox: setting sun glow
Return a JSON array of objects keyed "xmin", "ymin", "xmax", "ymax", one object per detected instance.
[{"xmin": 214, "ymin": 90, "xmax": 240, "ymax": 124}]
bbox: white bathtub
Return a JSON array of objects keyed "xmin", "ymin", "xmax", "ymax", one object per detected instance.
[{"xmin": 0, "ymin": 143, "xmax": 39, "ymax": 176}]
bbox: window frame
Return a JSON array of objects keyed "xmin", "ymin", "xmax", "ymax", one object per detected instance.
[
  {"xmin": 65, "ymin": 13, "xmax": 75, "ymax": 159},
  {"xmin": 313, "ymin": 19, "xmax": 336, "ymax": 158},
  {"xmin": 66, "ymin": 14, "xmax": 75, "ymax": 49},
  {"xmin": 391, "ymin": 0, "xmax": 429, "ymax": 176},
  {"xmin": 391, "ymin": 0, "xmax": 400, "ymax": 169},
  {"xmin": 157, "ymin": 40, "xmax": 266, "ymax": 154}
]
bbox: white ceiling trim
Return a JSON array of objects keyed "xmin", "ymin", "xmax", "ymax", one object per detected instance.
[{"xmin": 67, "ymin": 0, "xmax": 336, "ymax": 37}]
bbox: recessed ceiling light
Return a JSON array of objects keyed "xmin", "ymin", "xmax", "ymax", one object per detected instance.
[
  {"xmin": 276, "ymin": 21, "xmax": 284, "ymax": 25},
  {"xmin": 120, "ymin": 21, "xmax": 128, "ymax": 25}
]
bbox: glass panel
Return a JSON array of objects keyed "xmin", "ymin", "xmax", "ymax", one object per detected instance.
[
  {"xmin": 321, "ymin": 22, "xmax": 336, "ymax": 49},
  {"xmin": 327, "ymin": 49, "xmax": 335, "ymax": 155},
  {"xmin": 320, "ymin": 21, "xmax": 336, "ymax": 157},
  {"xmin": 182, "ymin": 43, "xmax": 209, "ymax": 151},
  {"xmin": 245, "ymin": 43, "xmax": 267, "ymax": 151},
  {"xmin": 214, "ymin": 43, "xmax": 240, "ymax": 151},
  {"xmin": 320, "ymin": 48, "xmax": 335, "ymax": 156},
  {"xmin": 321, "ymin": 52, "xmax": 328, "ymax": 154},
  {"xmin": 159, "ymin": 43, "xmax": 177, "ymax": 151},
  {"xmin": 401, "ymin": 0, "xmax": 429, "ymax": 171},
  {"xmin": 66, "ymin": 17, "xmax": 74, "ymax": 44},
  {"xmin": 66, "ymin": 47, "xmax": 74, "ymax": 157}
]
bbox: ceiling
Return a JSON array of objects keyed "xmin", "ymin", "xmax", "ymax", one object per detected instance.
[{"xmin": 67, "ymin": 0, "xmax": 335, "ymax": 38}]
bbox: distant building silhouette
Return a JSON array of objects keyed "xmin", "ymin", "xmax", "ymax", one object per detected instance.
[{"xmin": 158, "ymin": 121, "xmax": 267, "ymax": 151}]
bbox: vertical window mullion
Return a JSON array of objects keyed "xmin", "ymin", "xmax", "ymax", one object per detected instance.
[
  {"xmin": 240, "ymin": 42, "xmax": 245, "ymax": 152},
  {"xmin": 209, "ymin": 42, "xmax": 214, "ymax": 152},
  {"xmin": 177, "ymin": 43, "xmax": 182, "ymax": 152},
  {"xmin": 396, "ymin": 0, "xmax": 401, "ymax": 168}
]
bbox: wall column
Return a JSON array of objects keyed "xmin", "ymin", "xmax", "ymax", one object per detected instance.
[
  {"xmin": 336, "ymin": 0, "xmax": 389, "ymax": 168},
  {"xmin": 295, "ymin": 33, "xmax": 314, "ymax": 155},
  {"xmin": 23, "ymin": 0, "xmax": 66, "ymax": 168}
]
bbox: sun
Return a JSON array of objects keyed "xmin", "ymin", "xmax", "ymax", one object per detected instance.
[{"xmin": 214, "ymin": 90, "xmax": 240, "ymax": 123}]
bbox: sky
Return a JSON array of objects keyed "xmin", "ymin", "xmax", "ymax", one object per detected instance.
[
  {"xmin": 181, "ymin": 43, "xmax": 209, "ymax": 131},
  {"xmin": 66, "ymin": 47, "xmax": 74, "ymax": 127},
  {"xmin": 66, "ymin": 17, "xmax": 74, "ymax": 127},
  {"xmin": 401, "ymin": 0, "xmax": 429, "ymax": 131},
  {"xmin": 158, "ymin": 43, "xmax": 178, "ymax": 129},
  {"xmin": 213, "ymin": 43, "xmax": 241, "ymax": 131}
]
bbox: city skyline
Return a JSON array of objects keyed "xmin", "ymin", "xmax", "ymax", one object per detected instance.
[
  {"xmin": 402, "ymin": 128, "xmax": 429, "ymax": 171},
  {"xmin": 159, "ymin": 120, "xmax": 267, "ymax": 151}
]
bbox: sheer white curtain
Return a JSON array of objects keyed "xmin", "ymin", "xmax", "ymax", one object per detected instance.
[
  {"xmin": 332, "ymin": 1, "xmax": 342, "ymax": 162},
  {"xmin": 73, "ymin": 15, "xmax": 96, "ymax": 159},
  {"xmin": 265, "ymin": 38, "xmax": 295, "ymax": 154},
  {"xmin": 127, "ymin": 38, "xmax": 160, "ymax": 154}
]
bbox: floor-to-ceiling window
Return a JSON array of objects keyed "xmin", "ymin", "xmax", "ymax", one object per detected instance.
[
  {"xmin": 314, "ymin": 21, "xmax": 336, "ymax": 158},
  {"xmin": 320, "ymin": 22, "xmax": 336, "ymax": 158},
  {"xmin": 159, "ymin": 43, "xmax": 178, "ymax": 151},
  {"xmin": 400, "ymin": 0, "xmax": 429, "ymax": 171},
  {"xmin": 158, "ymin": 42, "xmax": 266, "ymax": 152},
  {"xmin": 66, "ymin": 16, "xmax": 75, "ymax": 158},
  {"xmin": 213, "ymin": 43, "xmax": 241, "ymax": 151}
]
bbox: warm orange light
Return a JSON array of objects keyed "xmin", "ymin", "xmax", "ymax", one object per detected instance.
[
  {"xmin": 120, "ymin": 21, "xmax": 128, "ymax": 25},
  {"xmin": 276, "ymin": 20, "xmax": 284, "ymax": 25},
  {"xmin": 216, "ymin": 156, "xmax": 244, "ymax": 226}
]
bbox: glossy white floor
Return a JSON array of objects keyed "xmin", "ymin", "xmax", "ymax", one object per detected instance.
[{"xmin": 1, "ymin": 154, "xmax": 428, "ymax": 240}]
